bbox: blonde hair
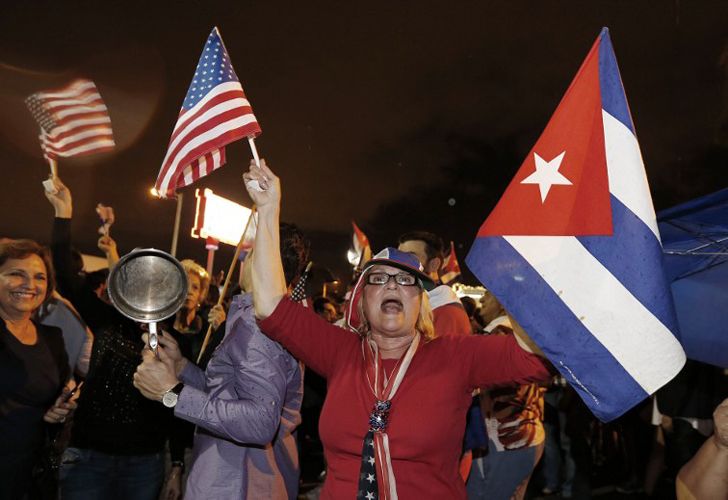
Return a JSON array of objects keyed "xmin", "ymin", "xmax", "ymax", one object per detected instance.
[
  {"xmin": 355, "ymin": 279, "xmax": 435, "ymax": 342},
  {"xmin": 180, "ymin": 259, "xmax": 210, "ymax": 305}
]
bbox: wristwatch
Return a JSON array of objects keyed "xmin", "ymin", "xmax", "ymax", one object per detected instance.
[{"xmin": 162, "ymin": 383, "xmax": 184, "ymax": 408}]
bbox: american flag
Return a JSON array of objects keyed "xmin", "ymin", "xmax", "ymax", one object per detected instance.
[
  {"xmin": 25, "ymin": 78, "xmax": 115, "ymax": 160},
  {"xmin": 290, "ymin": 261, "xmax": 313, "ymax": 307},
  {"xmin": 154, "ymin": 27, "xmax": 261, "ymax": 199}
]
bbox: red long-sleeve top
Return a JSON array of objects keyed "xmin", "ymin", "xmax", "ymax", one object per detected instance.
[{"xmin": 260, "ymin": 298, "xmax": 550, "ymax": 499}]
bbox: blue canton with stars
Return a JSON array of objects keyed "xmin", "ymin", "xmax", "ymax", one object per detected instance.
[{"xmin": 183, "ymin": 27, "xmax": 240, "ymax": 111}]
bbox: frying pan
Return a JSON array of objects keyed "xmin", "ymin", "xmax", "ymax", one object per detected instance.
[{"xmin": 107, "ymin": 248, "xmax": 188, "ymax": 352}]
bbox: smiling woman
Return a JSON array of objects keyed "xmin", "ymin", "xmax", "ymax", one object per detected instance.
[
  {"xmin": 0, "ymin": 239, "xmax": 72, "ymax": 500},
  {"xmin": 244, "ymin": 159, "xmax": 553, "ymax": 500}
]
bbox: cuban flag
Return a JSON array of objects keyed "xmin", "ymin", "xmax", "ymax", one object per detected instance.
[{"xmin": 465, "ymin": 28, "xmax": 685, "ymax": 422}]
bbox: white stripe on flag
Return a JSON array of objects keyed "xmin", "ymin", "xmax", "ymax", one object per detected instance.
[
  {"xmin": 54, "ymin": 104, "xmax": 108, "ymax": 120},
  {"xmin": 48, "ymin": 116, "xmax": 112, "ymax": 135},
  {"xmin": 173, "ymin": 82, "xmax": 247, "ymax": 135},
  {"xmin": 44, "ymin": 93, "xmax": 102, "ymax": 109},
  {"xmin": 44, "ymin": 128, "xmax": 113, "ymax": 149},
  {"xmin": 36, "ymin": 81, "xmax": 97, "ymax": 99},
  {"xmin": 159, "ymin": 114, "xmax": 258, "ymax": 191},
  {"xmin": 504, "ymin": 235, "xmax": 685, "ymax": 394},
  {"xmin": 183, "ymin": 164, "xmax": 194, "ymax": 185},
  {"xmin": 603, "ymin": 110, "xmax": 660, "ymax": 239},
  {"xmin": 198, "ymin": 154, "xmax": 208, "ymax": 176},
  {"xmin": 46, "ymin": 138, "xmax": 115, "ymax": 157},
  {"xmin": 211, "ymin": 149, "xmax": 221, "ymax": 166},
  {"xmin": 161, "ymin": 95, "xmax": 248, "ymax": 169}
]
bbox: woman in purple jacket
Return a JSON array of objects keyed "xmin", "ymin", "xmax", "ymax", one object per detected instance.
[{"xmin": 133, "ymin": 223, "xmax": 310, "ymax": 500}]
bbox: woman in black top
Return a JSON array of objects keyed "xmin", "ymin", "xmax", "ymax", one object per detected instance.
[
  {"xmin": 0, "ymin": 239, "xmax": 73, "ymax": 499},
  {"xmin": 46, "ymin": 178, "xmax": 170, "ymax": 500}
]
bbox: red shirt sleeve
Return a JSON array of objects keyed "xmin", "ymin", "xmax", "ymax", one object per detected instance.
[
  {"xmin": 453, "ymin": 333, "xmax": 552, "ymax": 389},
  {"xmin": 258, "ymin": 298, "xmax": 360, "ymax": 378}
]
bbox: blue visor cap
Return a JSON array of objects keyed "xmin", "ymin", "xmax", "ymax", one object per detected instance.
[{"xmin": 362, "ymin": 247, "xmax": 436, "ymax": 291}]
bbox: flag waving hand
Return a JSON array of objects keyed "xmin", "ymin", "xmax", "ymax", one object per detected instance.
[
  {"xmin": 154, "ymin": 27, "xmax": 261, "ymax": 199},
  {"xmin": 466, "ymin": 28, "xmax": 685, "ymax": 422}
]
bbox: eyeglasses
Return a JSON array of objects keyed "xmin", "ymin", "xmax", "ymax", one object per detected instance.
[{"xmin": 366, "ymin": 272, "xmax": 419, "ymax": 287}]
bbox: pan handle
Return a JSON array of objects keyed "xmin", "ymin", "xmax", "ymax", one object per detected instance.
[{"xmin": 148, "ymin": 322, "xmax": 158, "ymax": 354}]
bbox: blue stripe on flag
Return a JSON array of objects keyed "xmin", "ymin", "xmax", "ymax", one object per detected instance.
[
  {"xmin": 598, "ymin": 29, "xmax": 635, "ymax": 134},
  {"xmin": 466, "ymin": 236, "xmax": 649, "ymax": 421},
  {"xmin": 577, "ymin": 195, "xmax": 679, "ymax": 334}
]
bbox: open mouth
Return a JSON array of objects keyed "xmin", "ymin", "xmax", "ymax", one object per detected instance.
[{"xmin": 380, "ymin": 298, "xmax": 403, "ymax": 313}]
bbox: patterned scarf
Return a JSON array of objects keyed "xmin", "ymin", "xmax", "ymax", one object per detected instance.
[{"xmin": 357, "ymin": 333, "xmax": 420, "ymax": 500}]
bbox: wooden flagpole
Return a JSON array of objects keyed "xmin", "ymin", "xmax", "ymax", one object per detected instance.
[
  {"xmin": 197, "ymin": 136, "xmax": 261, "ymax": 363},
  {"xmin": 170, "ymin": 193, "xmax": 184, "ymax": 258},
  {"xmin": 49, "ymin": 158, "xmax": 58, "ymax": 178},
  {"xmin": 196, "ymin": 205, "xmax": 256, "ymax": 363}
]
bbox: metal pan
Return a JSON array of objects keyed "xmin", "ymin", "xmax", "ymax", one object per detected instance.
[{"xmin": 107, "ymin": 248, "xmax": 188, "ymax": 351}]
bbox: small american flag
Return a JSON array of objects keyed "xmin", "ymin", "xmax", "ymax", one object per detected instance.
[
  {"xmin": 154, "ymin": 27, "xmax": 261, "ymax": 199},
  {"xmin": 25, "ymin": 78, "xmax": 115, "ymax": 160},
  {"xmin": 290, "ymin": 261, "xmax": 313, "ymax": 307}
]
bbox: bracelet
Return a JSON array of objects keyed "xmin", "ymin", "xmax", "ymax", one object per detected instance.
[{"xmin": 171, "ymin": 460, "xmax": 185, "ymax": 473}]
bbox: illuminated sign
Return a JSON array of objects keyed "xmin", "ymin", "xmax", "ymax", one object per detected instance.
[{"xmin": 191, "ymin": 188, "xmax": 253, "ymax": 246}]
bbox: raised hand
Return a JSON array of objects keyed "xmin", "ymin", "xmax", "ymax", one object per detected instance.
[
  {"xmin": 208, "ymin": 304, "xmax": 226, "ymax": 331},
  {"xmin": 242, "ymin": 158, "xmax": 280, "ymax": 210},
  {"xmin": 44, "ymin": 176, "xmax": 73, "ymax": 218}
]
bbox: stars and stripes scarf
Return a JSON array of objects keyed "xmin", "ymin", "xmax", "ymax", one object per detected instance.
[{"xmin": 357, "ymin": 333, "xmax": 420, "ymax": 500}]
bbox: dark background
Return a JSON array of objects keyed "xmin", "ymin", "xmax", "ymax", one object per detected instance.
[{"xmin": 2, "ymin": 1, "xmax": 727, "ymax": 288}]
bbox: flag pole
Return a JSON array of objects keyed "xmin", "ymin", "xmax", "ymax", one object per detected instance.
[
  {"xmin": 49, "ymin": 158, "xmax": 58, "ymax": 179},
  {"xmin": 196, "ymin": 205, "xmax": 257, "ymax": 363},
  {"xmin": 170, "ymin": 193, "xmax": 184, "ymax": 258},
  {"xmin": 197, "ymin": 136, "xmax": 261, "ymax": 362},
  {"xmin": 248, "ymin": 137, "xmax": 261, "ymax": 167}
]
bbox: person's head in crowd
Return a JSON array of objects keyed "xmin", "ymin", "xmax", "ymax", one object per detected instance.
[
  {"xmin": 85, "ymin": 268, "xmax": 109, "ymax": 299},
  {"xmin": 349, "ymin": 247, "xmax": 436, "ymax": 341},
  {"xmin": 397, "ymin": 231, "xmax": 445, "ymax": 281},
  {"xmin": 0, "ymin": 239, "xmax": 55, "ymax": 318},
  {"xmin": 241, "ymin": 222, "xmax": 310, "ymax": 293},
  {"xmin": 460, "ymin": 295, "xmax": 485, "ymax": 333},
  {"xmin": 479, "ymin": 289, "xmax": 507, "ymax": 327},
  {"xmin": 180, "ymin": 259, "xmax": 210, "ymax": 312},
  {"xmin": 314, "ymin": 296, "xmax": 338, "ymax": 323},
  {"xmin": 461, "ymin": 296, "xmax": 477, "ymax": 318}
]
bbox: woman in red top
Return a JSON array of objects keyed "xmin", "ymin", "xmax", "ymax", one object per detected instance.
[{"xmin": 245, "ymin": 160, "xmax": 551, "ymax": 500}]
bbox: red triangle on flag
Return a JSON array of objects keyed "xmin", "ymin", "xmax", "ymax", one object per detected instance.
[{"xmin": 478, "ymin": 37, "xmax": 612, "ymax": 237}]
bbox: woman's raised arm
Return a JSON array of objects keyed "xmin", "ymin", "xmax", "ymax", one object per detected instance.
[{"xmin": 243, "ymin": 159, "xmax": 288, "ymax": 319}]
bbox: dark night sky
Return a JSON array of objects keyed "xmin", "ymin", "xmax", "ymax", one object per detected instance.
[{"xmin": 1, "ymin": 1, "xmax": 727, "ymax": 287}]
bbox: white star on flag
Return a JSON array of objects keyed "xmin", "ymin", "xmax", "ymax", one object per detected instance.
[
  {"xmin": 365, "ymin": 492, "xmax": 375, "ymax": 500},
  {"xmin": 366, "ymin": 473, "xmax": 375, "ymax": 483},
  {"xmin": 367, "ymin": 456, "xmax": 375, "ymax": 466},
  {"xmin": 520, "ymin": 151, "xmax": 572, "ymax": 202}
]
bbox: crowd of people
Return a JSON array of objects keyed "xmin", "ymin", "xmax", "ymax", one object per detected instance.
[{"xmin": 1, "ymin": 161, "xmax": 726, "ymax": 500}]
